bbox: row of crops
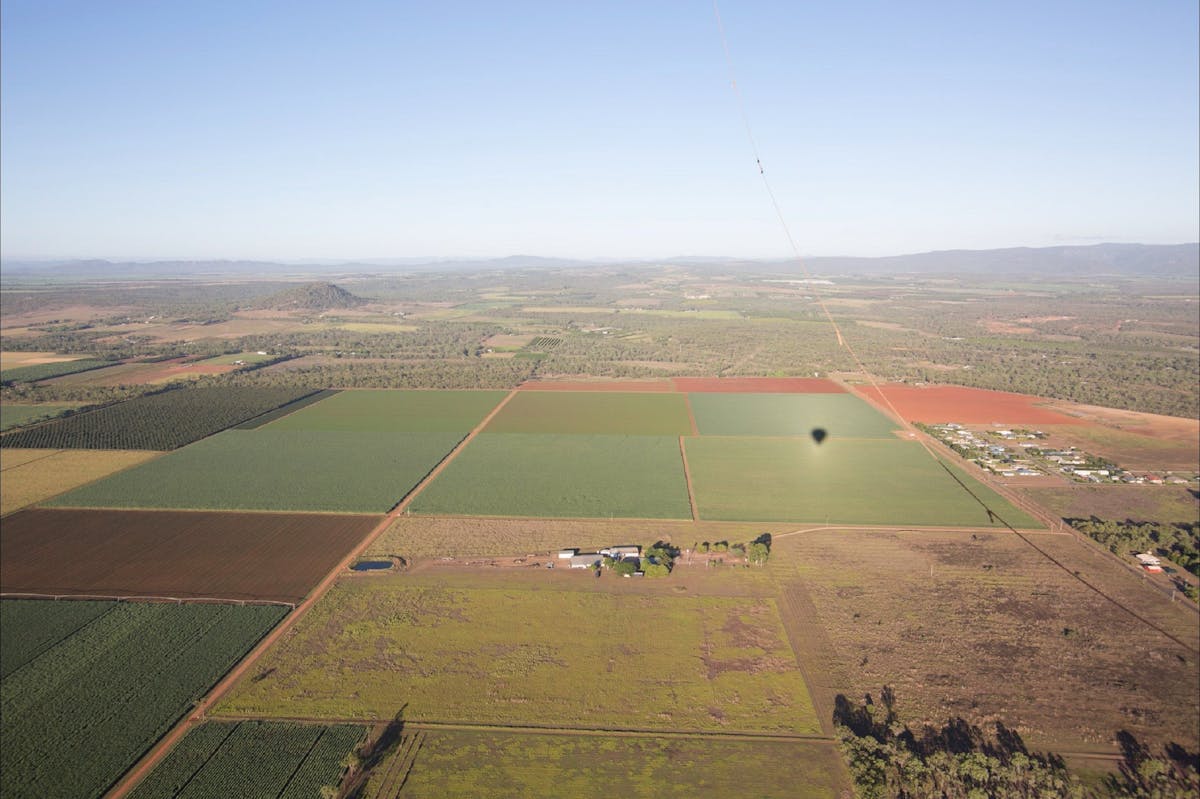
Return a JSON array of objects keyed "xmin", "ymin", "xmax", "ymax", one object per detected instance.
[
  {"xmin": 0, "ymin": 358, "xmax": 113, "ymax": 384},
  {"xmin": 0, "ymin": 386, "xmax": 317, "ymax": 450},
  {"xmin": 127, "ymin": 721, "xmax": 366, "ymax": 799},
  {"xmin": 0, "ymin": 599, "xmax": 288, "ymax": 799}
]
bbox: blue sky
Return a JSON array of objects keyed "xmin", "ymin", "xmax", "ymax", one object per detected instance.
[{"xmin": 2, "ymin": 1, "xmax": 1197, "ymax": 260}]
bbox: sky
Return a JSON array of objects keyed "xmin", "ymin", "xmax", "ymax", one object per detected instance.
[{"xmin": 2, "ymin": 1, "xmax": 1197, "ymax": 261}]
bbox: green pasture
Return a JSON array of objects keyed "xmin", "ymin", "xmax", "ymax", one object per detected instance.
[
  {"xmin": 217, "ymin": 577, "xmax": 820, "ymax": 735},
  {"xmin": 485, "ymin": 391, "xmax": 692, "ymax": 435},
  {"xmin": 46, "ymin": 429, "xmax": 462, "ymax": 513},
  {"xmin": 264, "ymin": 389, "xmax": 507, "ymax": 432},
  {"xmin": 370, "ymin": 730, "xmax": 844, "ymax": 799},
  {"xmin": 409, "ymin": 433, "xmax": 691, "ymax": 519},
  {"xmin": 689, "ymin": 392, "xmax": 898, "ymax": 438},
  {"xmin": 0, "ymin": 403, "xmax": 72, "ymax": 431},
  {"xmin": 685, "ymin": 436, "xmax": 1043, "ymax": 527}
]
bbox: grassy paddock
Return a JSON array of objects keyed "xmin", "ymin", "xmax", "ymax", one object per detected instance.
[
  {"xmin": 689, "ymin": 392, "xmax": 899, "ymax": 438},
  {"xmin": 409, "ymin": 433, "xmax": 691, "ymax": 519},
  {"xmin": 46, "ymin": 430, "xmax": 462, "ymax": 513},
  {"xmin": 484, "ymin": 391, "xmax": 692, "ymax": 435},
  {"xmin": 0, "ymin": 449, "xmax": 160, "ymax": 516},
  {"xmin": 264, "ymin": 389, "xmax": 507, "ymax": 432},
  {"xmin": 364, "ymin": 729, "xmax": 845, "ymax": 799},
  {"xmin": 685, "ymin": 436, "xmax": 1042, "ymax": 527},
  {"xmin": 217, "ymin": 574, "xmax": 820, "ymax": 735}
]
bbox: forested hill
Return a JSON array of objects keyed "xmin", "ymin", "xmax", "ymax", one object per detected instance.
[{"xmin": 258, "ymin": 282, "xmax": 365, "ymax": 310}]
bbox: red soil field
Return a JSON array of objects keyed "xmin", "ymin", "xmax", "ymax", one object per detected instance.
[
  {"xmin": 519, "ymin": 379, "xmax": 674, "ymax": 392},
  {"xmin": 858, "ymin": 384, "xmax": 1083, "ymax": 425},
  {"xmin": 0, "ymin": 508, "xmax": 381, "ymax": 604},
  {"xmin": 672, "ymin": 377, "xmax": 846, "ymax": 393}
]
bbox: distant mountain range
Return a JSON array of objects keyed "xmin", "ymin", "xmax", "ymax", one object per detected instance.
[{"xmin": 2, "ymin": 243, "xmax": 1196, "ymax": 279}]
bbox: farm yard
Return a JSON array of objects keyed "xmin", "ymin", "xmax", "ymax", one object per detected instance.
[
  {"xmin": 408, "ymin": 433, "xmax": 693, "ymax": 519},
  {"xmin": 126, "ymin": 721, "xmax": 366, "ymax": 799},
  {"xmin": 684, "ymin": 436, "xmax": 1043, "ymax": 527},
  {"xmin": 46, "ymin": 429, "xmax": 463, "ymax": 513},
  {"xmin": 216, "ymin": 571, "xmax": 821, "ymax": 735},
  {"xmin": 0, "ymin": 599, "xmax": 287, "ymax": 799},
  {"xmin": 361, "ymin": 729, "xmax": 844, "ymax": 799},
  {"xmin": 767, "ymin": 528, "xmax": 1200, "ymax": 751},
  {"xmin": 1, "ymin": 508, "xmax": 381, "ymax": 604},
  {"xmin": 0, "ymin": 448, "xmax": 160, "ymax": 516}
]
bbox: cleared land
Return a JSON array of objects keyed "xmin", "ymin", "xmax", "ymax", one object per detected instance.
[
  {"xmin": 1021, "ymin": 484, "xmax": 1200, "ymax": 524},
  {"xmin": 483, "ymin": 391, "xmax": 692, "ymax": 435},
  {"xmin": 689, "ymin": 392, "xmax": 898, "ymax": 438},
  {"xmin": 264, "ymin": 388, "xmax": 506, "ymax": 432},
  {"xmin": 217, "ymin": 572, "xmax": 819, "ymax": 734},
  {"xmin": 1, "ymin": 508, "xmax": 380, "ymax": 603},
  {"xmin": 1042, "ymin": 421, "xmax": 1200, "ymax": 472},
  {"xmin": 857, "ymin": 384, "xmax": 1082, "ymax": 425},
  {"xmin": 369, "ymin": 516, "xmax": 798, "ymax": 559},
  {"xmin": 46, "ymin": 429, "xmax": 462, "ymax": 513},
  {"xmin": 364, "ymin": 730, "xmax": 844, "ymax": 799},
  {"xmin": 673, "ymin": 377, "xmax": 845, "ymax": 393},
  {"xmin": 0, "ymin": 351, "xmax": 87, "ymax": 368},
  {"xmin": 1, "ymin": 599, "xmax": 287, "ymax": 799},
  {"xmin": 0, "ymin": 448, "xmax": 160, "ymax": 516},
  {"xmin": 409, "ymin": 433, "xmax": 692, "ymax": 519},
  {"xmin": 126, "ymin": 721, "xmax": 365, "ymax": 799},
  {"xmin": 0, "ymin": 386, "xmax": 317, "ymax": 450},
  {"xmin": 767, "ymin": 528, "xmax": 1200, "ymax": 751},
  {"xmin": 685, "ymin": 437, "xmax": 1043, "ymax": 527},
  {"xmin": 42, "ymin": 358, "xmax": 238, "ymax": 387}
]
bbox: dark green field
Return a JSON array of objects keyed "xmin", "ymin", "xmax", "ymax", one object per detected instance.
[
  {"xmin": 684, "ymin": 436, "xmax": 1043, "ymax": 527},
  {"xmin": 410, "ymin": 433, "xmax": 692, "ymax": 519},
  {"xmin": 127, "ymin": 721, "xmax": 366, "ymax": 799},
  {"xmin": 689, "ymin": 392, "xmax": 899, "ymax": 438},
  {"xmin": 1, "ymin": 600, "xmax": 287, "ymax": 799},
  {"xmin": 46, "ymin": 429, "xmax": 463, "ymax": 513},
  {"xmin": 485, "ymin": 391, "xmax": 692, "ymax": 435},
  {"xmin": 264, "ymin": 388, "xmax": 507, "ymax": 432}
]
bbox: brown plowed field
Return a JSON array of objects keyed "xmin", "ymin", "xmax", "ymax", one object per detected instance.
[
  {"xmin": 672, "ymin": 377, "xmax": 845, "ymax": 393},
  {"xmin": 858, "ymin": 384, "xmax": 1082, "ymax": 425},
  {"xmin": 0, "ymin": 508, "xmax": 381, "ymax": 603},
  {"xmin": 519, "ymin": 379, "xmax": 674, "ymax": 392}
]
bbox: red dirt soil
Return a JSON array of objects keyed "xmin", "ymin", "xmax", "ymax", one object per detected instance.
[
  {"xmin": 672, "ymin": 377, "xmax": 845, "ymax": 393},
  {"xmin": 858, "ymin": 384, "xmax": 1083, "ymax": 425},
  {"xmin": 519, "ymin": 379, "xmax": 674, "ymax": 392},
  {"xmin": 0, "ymin": 508, "xmax": 381, "ymax": 604}
]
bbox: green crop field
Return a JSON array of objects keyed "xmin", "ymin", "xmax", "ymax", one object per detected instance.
[
  {"xmin": 264, "ymin": 389, "xmax": 507, "ymax": 432},
  {"xmin": 684, "ymin": 436, "xmax": 1043, "ymax": 527},
  {"xmin": 217, "ymin": 574, "xmax": 820, "ymax": 735},
  {"xmin": 0, "ymin": 386, "xmax": 317, "ymax": 450},
  {"xmin": 364, "ymin": 730, "xmax": 844, "ymax": 799},
  {"xmin": 0, "ymin": 599, "xmax": 287, "ymax": 799},
  {"xmin": 688, "ymin": 392, "xmax": 899, "ymax": 438},
  {"xmin": 0, "ymin": 358, "xmax": 112, "ymax": 384},
  {"xmin": 127, "ymin": 721, "xmax": 366, "ymax": 799},
  {"xmin": 46, "ymin": 429, "xmax": 462, "ymax": 513},
  {"xmin": 0, "ymin": 403, "xmax": 74, "ymax": 431},
  {"xmin": 409, "ymin": 433, "xmax": 691, "ymax": 519},
  {"xmin": 485, "ymin": 391, "xmax": 692, "ymax": 435}
]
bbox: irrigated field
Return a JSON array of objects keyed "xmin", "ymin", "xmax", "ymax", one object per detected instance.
[
  {"xmin": 126, "ymin": 721, "xmax": 366, "ymax": 799},
  {"xmin": 264, "ymin": 389, "xmax": 507, "ymax": 432},
  {"xmin": 0, "ymin": 403, "xmax": 73, "ymax": 431},
  {"xmin": 689, "ymin": 392, "xmax": 898, "ymax": 438},
  {"xmin": 1, "ymin": 508, "xmax": 380, "ymax": 603},
  {"xmin": 767, "ymin": 528, "xmax": 1200, "ymax": 751},
  {"xmin": 363, "ymin": 730, "xmax": 844, "ymax": 799},
  {"xmin": 1, "ymin": 599, "xmax": 287, "ymax": 799},
  {"xmin": 483, "ymin": 391, "xmax": 692, "ymax": 435},
  {"xmin": 0, "ymin": 358, "xmax": 111, "ymax": 384},
  {"xmin": 0, "ymin": 448, "xmax": 160, "ymax": 516},
  {"xmin": 217, "ymin": 572, "xmax": 820, "ymax": 735},
  {"xmin": 0, "ymin": 386, "xmax": 318, "ymax": 450},
  {"xmin": 673, "ymin": 377, "xmax": 845, "ymax": 393},
  {"xmin": 409, "ymin": 433, "xmax": 692, "ymax": 519},
  {"xmin": 519, "ymin": 379, "xmax": 675, "ymax": 392},
  {"xmin": 685, "ymin": 437, "xmax": 1043, "ymax": 527},
  {"xmin": 47, "ymin": 429, "xmax": 462, "ymax": 513}
]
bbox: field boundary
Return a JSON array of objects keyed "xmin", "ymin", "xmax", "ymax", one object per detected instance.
[{"xmin": 679, "ymin": 437, "xmax": 699, "ymax": 522}]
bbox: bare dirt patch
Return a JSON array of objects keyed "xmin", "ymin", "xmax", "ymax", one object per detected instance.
[{"xmin": 858, "ymin": 384, "xmax": 1083, "ymax": 425}]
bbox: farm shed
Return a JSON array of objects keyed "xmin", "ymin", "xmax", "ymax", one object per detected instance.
[
  {"xmin": 601, "ymin": 545, "xmax": 641, "ymax": 559},
  {"xmin": 557, "ymin": 548, "xmax": 578, "ymax": 559},
  {"xmin": 568, "ymin": 553, "xmax": 601, "ymax": 569}
]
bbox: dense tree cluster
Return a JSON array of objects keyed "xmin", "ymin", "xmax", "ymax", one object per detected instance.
[{"xmin": 1067, "ymin": 517, "xmax": 1200, "ymax": 579}]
